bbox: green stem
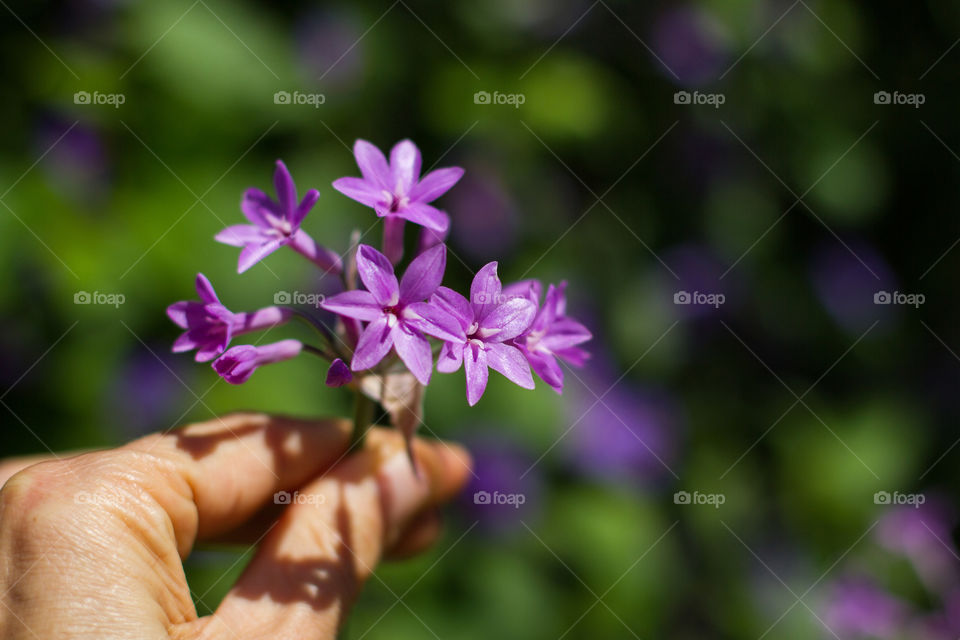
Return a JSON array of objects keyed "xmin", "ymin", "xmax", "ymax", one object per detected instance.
[{"xmin": 351, "ymin": 390, "xmax": 375, "ymax": 450}]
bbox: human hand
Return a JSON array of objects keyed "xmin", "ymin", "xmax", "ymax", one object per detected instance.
[{"xmin": 0, "ymin": 413, "xmax": 471, "ymax": 639}]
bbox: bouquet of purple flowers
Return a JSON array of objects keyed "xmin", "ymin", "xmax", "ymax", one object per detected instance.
[{"xmin": 167, "ymin": 139, "xmax": 592, "ymax": 457}]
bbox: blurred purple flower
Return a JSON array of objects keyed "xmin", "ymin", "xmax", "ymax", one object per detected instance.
[
  {"xmin": 823, "ymin": 577, "xmax": 910, "ymax": 639},
  {"xmin": 212, "ymin": 339, "xmax": 303, "ymax": 385},
  {"xmin": 810, "ymin": 242, "xmax": 897, "ymax": 333},
  {"xmin": 457, "ymin": 432, "xmax": 543, "ymax": 534},
  {"xmin": 216, "ymin": 160, "xmax": 341, "ymax": 274},
  {"xmin": 877, "ymin": 496, "xmax": 958, "ymax": 592},
  {"xmin": 432, "ymin": 263, "xmax": 537, "ymax": 405},
  {"xmin": 35, "ymin": 117, "xmax": 109, "ymax": 201},
  {"xmin": 565, "ymin": 369, "xmax": 679, "ymax": 485},
  {"xmin": 664, "ymin": 244, "xmax": 732, "ymax": 319},
  {"xmin": 321, "ymin": 244, "xmax": 462, "ymax": 384},
  {"xmin": 295, "ymin": 10, "xmax": 366, "ymax": 89},
  {"xmin": 332, "ymin": 139, "xmax": 463, "ymax": 263},
  {"xmin": 166, "ymin": 273, "xmax": 293, "ymax": 362},
  {"xmin": 447, "ymin": 166, "xmax": 519, "ymax": 260},
  {"xmin": 108, "ymin": 348, "xmax": 185, "ymax": 439},
  {"xmin": 651, "ymin": 7, "xmax": 729, "ymax": 86}
]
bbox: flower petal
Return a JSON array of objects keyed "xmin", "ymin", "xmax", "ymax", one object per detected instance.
[
  {"xmin": 172, "ymin": 331, "xmax": 198, "ymax": 352},
  {"xmin": 485, "ymin": 342, "xmax": 535, "ymax": 390},
  {"xmin": 332, "ymin": 176, "xmax": 383, "ymax": 208},
  {"xmin": 354, "ymin": 139, "xmax": 392, "ymax": 190},
  {"xmin": 431, "ymin": 286, "xmax": 473, "ymax": 333},
  {"xmin": 403, "ymin": 302, "xmax": 465, "ymax": 342},
  {"xmin": 241, "ymin": 188, "xmax": 276, "ymax": 226},
  {"xmin": 399, "ymin": 202, "xmax": 449, "ymax": 232},
  {"xmin": 215, "ymin": 224, "xmax": 266, "ymax": 248},
  {"xmin": 502, "ymin": 279, "xmax": 542, "ymax": 305},
  {"xmin": 410, "ymin": 167, "xmax": 464, "ymax": 203},
  {"xmin": 351, "ymin": 315, "xmax": 395, "ymax": 371},
  {"xmin": 541, "ymin": 318, "xmax": 593, "ymax": 352},
  {"xmin": 321, "ymin": 290, "xmax": 383, "ymax": 322},
  {"xmin": 237, "ymin": 239, "xmax": 282, "ymax": 273},
  {"xmin": 166, "ymin": 301, "xmax": 191, "ymax": 328},
  {"xmin": 525, "ymin": 349, "xmax": 564, "ymax": 393},
  {"xmin": 470, "ymin": 261, "xmax": 502, "ymax": 320},
  {"xmin": 399, "ymin": 243, "xmax": 446, "ymax": 304},
  {"xmin": 392, "ymin": 324, "xmax": 432, "ymax": 385},
  {"xmin": 273, "ymin": 160, "xmax": 297, "ymax": 216},
  {"xmin": 478, "ymin": 298, "xmax": 537, "ymax": 342},
  {"xmin": 436, "ymin": 341, "xmax": 464, "ymax": 373},
  {"xmin": 195, "ymin": 273, "xmax": 220, "ymax": 305},
  {"xmin": 390, "ymin": 139, "xmax": 421, "ymax": 194},
  {"xmin": 289, "ymin": 228, "xmax": 342, "ymax": 274},
  {"xmin": 464, "ymin": 341, "xmax": 489, "ymax": 406},
  {"xmin": 289, "ymin": 189, "xmax": 319, "ymax": 228},
  {"xmin": 356, "ymin": 244, "xmax": 400, "ymax": 306}
]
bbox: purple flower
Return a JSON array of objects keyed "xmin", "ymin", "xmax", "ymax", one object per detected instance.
[
  {"xmin": 823, "ymin": 578, "xmax": 909, "ymax": 639},
  {"xmin": 432, "ymin": 263, "xmax": 538, "ymax": 406},
  {"xmin": 320, "ymin": 243, "xmax": 463, "ymax": 385},
  {"xmin": 506, "ymin": 280, "xmax": 591, "ymax": 393},
  {"xmin": 333, "ymin": 139, "xmax": 463, "ymax": 262},
  {"xmin": 325, "ymin": 358, "xmax": 353, "ymax": 387},
  {"xmin": 216, "ymin": 160, "xmax": 342, "ymax": 274},
  {"xmin": 166, "ymin": 273, "xmax": 293, "ymax": 362},
  {"xmin": 212, "ymin": 339, "xmax": 303, "ymax": 384}
]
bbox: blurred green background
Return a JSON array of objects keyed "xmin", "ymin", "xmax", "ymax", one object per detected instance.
[{"xmin": 2, "ymin": 0, "xmax": 960, "ymax": 637}]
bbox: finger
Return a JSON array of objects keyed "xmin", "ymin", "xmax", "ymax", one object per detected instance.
[
  {"xmin": 385, "ymin": 509, "xmax": 443, "ymax": 560},
  {"xmin": 121, "ymin": 412, "xmax": 352, "ymax": 556},
  {"xmin": 0, "ymin": 451, "xmax": 89, "ymax": 488},
  {"xmin": 191, "ymin": 432, "xmax": 471, "ymax": 639}
]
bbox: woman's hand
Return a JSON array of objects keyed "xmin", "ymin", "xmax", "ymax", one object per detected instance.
[{"xmin": 0, "ymin": 413, "xmax": 471, "ymax": 639}]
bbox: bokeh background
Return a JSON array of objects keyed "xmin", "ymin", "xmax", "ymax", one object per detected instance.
[{"xmin": 2, "ymin": 0, "xmax": 960, "ymax": 638}]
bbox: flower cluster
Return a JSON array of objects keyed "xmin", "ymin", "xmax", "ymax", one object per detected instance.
[{"xmin": 167, "ymin": 139, "xmax": 591, "ymax": 443}]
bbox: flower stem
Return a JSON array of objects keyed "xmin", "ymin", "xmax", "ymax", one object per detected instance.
[{"xmin": 351, "ymin": 390, "xmax": 375, "ymax": 450}]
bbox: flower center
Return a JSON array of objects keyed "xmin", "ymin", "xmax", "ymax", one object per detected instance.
[
  {"xmin": 381, "ymin": 189, "xmax": 409, "ymax": 214},
  {"xmin": 265, "ymin": 213, "xmax": 294, "ymax": 238}
]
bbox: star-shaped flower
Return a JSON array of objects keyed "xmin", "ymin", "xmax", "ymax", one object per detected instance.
[
  {"xmin": 321, "ymin": 243, "xmax": 463, "ymax": 385},
  {"xmin": 431, "ymin": 263, "xmax": 538, "ymax": 406},
  {"xmin": 216, "ymin": 160, "xmax": 342, "ymax": 274},
  {"xmin": 332, "ymin": 139, "xmax": 463, "ymax": 234}
]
